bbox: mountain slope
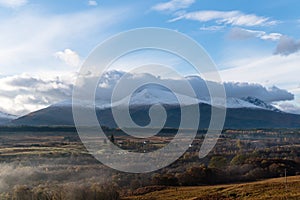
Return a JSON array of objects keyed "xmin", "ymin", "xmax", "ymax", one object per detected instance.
[
  {"xmin": 10, "ymin": 101, "xmax": 300, "ymax": 129},
  {"xmin": 0, "ymin": 112, "xmax": 17, "ymax": 125}
]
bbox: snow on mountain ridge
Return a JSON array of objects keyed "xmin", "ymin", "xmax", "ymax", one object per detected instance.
[
  {"xmin": 242, "ymin": 96, "xmax": 281, "ymax": 112},
  {"xmin": 52, "ymin": 85, "xmax": 281, "ymax": 112}
]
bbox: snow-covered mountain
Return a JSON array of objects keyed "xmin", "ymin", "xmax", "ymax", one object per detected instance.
[
  {"xmin": 9, "ymin": 72, "xmax": 300, "ymax": 128},
  {"xmin": 0, "ymin": 111, "xmax": 17, "ymax": 125},
  {"xmin": 241, "ymin": 96, "xmax": 281, "ymax": 112},
  {"xmin": 52, "ymin": 84, "xmax": 281, "ymax": 112}
]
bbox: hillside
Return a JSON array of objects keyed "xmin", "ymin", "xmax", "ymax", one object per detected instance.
[
  {"xmin": 11, "ymin": 103, "xmax": 300, "ymax": 129},
  {"xmin": 124, "ymin": 176, "xmax": 300, "ymax": 200},
  {"xmin": 0, "ymin": 111, "xmax": 16, "ymax": 125}
]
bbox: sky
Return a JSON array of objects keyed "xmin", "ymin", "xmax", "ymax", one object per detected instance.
[{"xmin": 0, "ymin": 0, "xmax": 300, "ymax": 115}]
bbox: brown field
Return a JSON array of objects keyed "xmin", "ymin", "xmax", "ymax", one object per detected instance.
[
  {"xmin": 0, "ymin": 128, "xmax": 299, "ymax": 199},
  {"xmin": 124, "ymin": 176, "xmax": 300, "ymax": 200}
]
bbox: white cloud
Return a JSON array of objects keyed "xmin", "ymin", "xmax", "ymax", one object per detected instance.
[
  {"xmin": 0, "ymin": 0, "xmax": 27, "ymax": 8},
  {"xmin": 55, "ymin": 49, "xmax": 81, "ymax": 68},
  {"xmin": 170, "ymin": 10, "xmax": 278, "ymax": 27},
  {"xmin": 221, "ymin": 54, "xmax": 300, "ymax": 88},
  {"xmin": 220, "ymin": 54, "xmax": 300, "ymax": 113},
  {"xmin": 274, "ymin": 36, "xmax": 300, "ymax": 56},
  {"xmin": 0, "ymin": 7, "xmax": 131, "ymax": 75},
  {"xmin": 200, "ymin": 25, "xmax": 225, "ymax": 31},
  {"xmin": 152, "ymin": 0, "xmax": 195, "ymax": 12},
  {"xmin": 274, "ymin": 102, "xmax": 300, "ymax": 114},
  {"xmin": 88, "ymin": 0, "xmax": 97, "ymax": 6},
  {"xmin": 97, "ymin": 71, "xmax": 293, "ymax": 103},
  {"xmin": 228, "ymin": 27, "xmax": 282, "ymax": 41},
  {"xmin": 0, "ymin": 70, "xmax": 294, "ymax": 116},
  {"xmin": 0, "ymin": 73, "xmax": 74, "ymax": 116}
]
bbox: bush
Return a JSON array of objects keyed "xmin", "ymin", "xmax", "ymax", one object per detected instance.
[
  {"xmin": 12, "ymin": 185, "xmax": 32, "ymax": 200},
  {"xmin": 209, "ymin": 156, "xmax": 228, "ymax": 169},
  {"xmin": 11, "ymin": 184, "xmax": 120, "ymax": 200},
  {"xmin": 230, "ymin": 154, "xmax": 248, "ymax": 165},
  {"xmin": 152, "ymin": 173, "xmax": 178, "ymax": 186}
]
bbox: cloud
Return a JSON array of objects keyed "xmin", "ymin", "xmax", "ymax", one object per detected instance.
[
  {"xmin": 228, "ymin": 27, "xmax": 282, "ymax": 41},
  {"xmin": 185, "ymin": 76, "xmax": 293, "ymax": 103},
  {"xmin": 0, "ymin": 70, "xmax": 294, "ymax": 116},
  {"xmin": 0, "ymin": 7, "xmax": 131, "ymax": 75},
  {"xmin": 0, "ymin": 73, "xmax": 74, "ymax": 116},
  {"xmin": 224, "ymin": 83, "xmax": 293, "ymax": 102},
  {"xmin": 200, "ymin": 25, "xmax": 225, "ymax": 31},
  {"xmin": 274, "ymin": 102, "xmax": 300, "ymax": 114},
  {"xmin": 55, "ymin": 49, "xmax": 81, "ymax": 68},
  {"xmin": 88, "ymin": 0, "xmax": 98, "ymax": 6},
  {"xmin": 95, "ymin": 71, "xmax": 293, "ymax": 103},
  {"xmin": 170, "ymin": 10, "xmax": 278, "ymax": 27},
  {"xmin": 0, "ymin": 0, "xmax": 27, "ymax": 8},
  {"xmin": 220, "ymin": 53, "xmax": 300, "ymax": 113},
  {"xmin": 220, "ymin": 54, "xmax": 300, "ymax": 89},
  {"xmin": 274, "ymin": 36, "xmax": 300, "ymax": 56},
  {"xmin": 152, "ymin": 0, "xmax": 195, "ymax": 12}
]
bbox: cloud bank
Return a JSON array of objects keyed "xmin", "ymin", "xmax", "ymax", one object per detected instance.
[
  {"xmin": 0, "ymin": 74, "xmax": 73, "ymax": 116},
  {"xmin": 0, "ymin": 71, "xmax": 295, "ymax": 116}
]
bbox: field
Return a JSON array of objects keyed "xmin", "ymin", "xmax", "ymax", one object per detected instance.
[
  {"xmin": 0, "ymin": 127, "xmax": 299, "ymax": 199},
  {"xmin": 124, "ymin": 176, "xmax": 300, "ymax": 200}
]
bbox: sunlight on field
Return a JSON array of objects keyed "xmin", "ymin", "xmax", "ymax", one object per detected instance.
[{"xmin": 124, "ymin": 176, "xmax": 300, "ymax": 200}]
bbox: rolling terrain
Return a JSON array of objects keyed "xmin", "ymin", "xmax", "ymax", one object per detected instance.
[{"xmin": 124, "ymin": 176, "xmax": 300, "ymax": 200}]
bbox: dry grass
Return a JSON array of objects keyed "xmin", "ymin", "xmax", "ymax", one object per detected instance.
[{"xmin": 123, "ymin": 176, "xmax": 300, "ymax": 200}]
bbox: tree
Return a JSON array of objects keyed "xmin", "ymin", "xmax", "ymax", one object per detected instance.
[
  {"xmin": 230, "ymin": 154, "xmax": 248, "ymax": 165},
  {"xmin": 236, "ymin": 139, "xmax": 243, "ymax": 151},
  {"xmin": 209, "ymin": 156, "xmax": 228, "ymax": 169},
  {"xmin": 110, "ymin": 133, "xmax": 115, "ymax": 144}
]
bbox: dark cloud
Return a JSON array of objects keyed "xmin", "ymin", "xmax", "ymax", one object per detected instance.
[
  {"xmin": 224, "ymin": 83, "xmax": 294, "ymax": 102},
  {"xmin": 186, "ymin": 76, "xmax": 293, "ymax": 103},
  {"xmin": 274, "ymin": 36, "xmax": 300, "ymax": 56}
]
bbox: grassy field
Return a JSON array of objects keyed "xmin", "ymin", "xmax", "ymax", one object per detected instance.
[
  {"xmin": 124, "ymin": 176, "xmax": 300, "ymax": 200},
  {"xmin": 0, "ymin": 129, "xmax": 299, "ymax": 199}
]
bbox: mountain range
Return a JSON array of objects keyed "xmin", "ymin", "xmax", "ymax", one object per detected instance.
[{"xmin": 7, "ymin": 84, "xmax": 300, "ymax": 129}]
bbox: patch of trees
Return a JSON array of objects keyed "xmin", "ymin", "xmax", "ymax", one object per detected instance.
[
  {"xmin": 144, "ymin": 155, "xmax": 300, "ymax": 187},
  {"xmin": 10, "ymin": 184, "xmax": 119, "ymax": 200}
]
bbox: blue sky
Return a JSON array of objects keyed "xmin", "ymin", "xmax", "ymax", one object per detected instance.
[{"xmin": 0, "ymin": 0, "xmax": 300, "ymax": 115}]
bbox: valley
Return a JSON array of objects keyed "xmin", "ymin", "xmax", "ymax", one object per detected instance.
[{"xmin": 0, "ymin": 127, "xmax": 299, "ymax": 199}]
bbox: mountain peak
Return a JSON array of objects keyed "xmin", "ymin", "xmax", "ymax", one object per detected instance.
[{"xmin": 242, "ymin": 96, "xmax": 281, "ymax": 112}]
